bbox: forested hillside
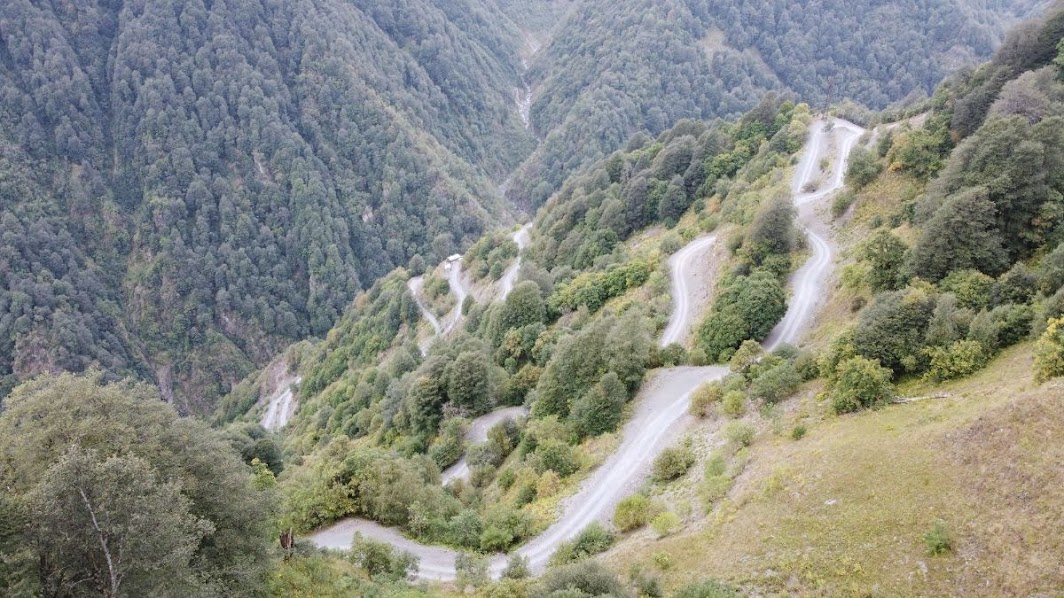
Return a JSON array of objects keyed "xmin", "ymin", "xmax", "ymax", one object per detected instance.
[
  {"xmin": 0, "ymin": 0, "xmax": 534, "ymax": 411},
  {"xmin": 0, "ymin": 0, "xmax": 1048, "ymax": 414},
  {"xmin": 504, "ymin": 0, "xmax": 1046, "ymax": 207}
]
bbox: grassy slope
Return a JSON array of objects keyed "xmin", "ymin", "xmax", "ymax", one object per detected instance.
[
  {"xmin": 605, "ymin": 342, "xmax": 1063, "ymax": 595},
  {"xmin": 601, "ymin": 128, "xmax": 1064, "ymax": 595}
]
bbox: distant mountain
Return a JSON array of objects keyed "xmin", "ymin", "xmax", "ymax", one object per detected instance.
[{"xmin": 504, "ymin": 0, "xmax": 1049, "ymax": 207}]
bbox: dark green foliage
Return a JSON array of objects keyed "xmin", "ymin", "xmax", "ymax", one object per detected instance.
[
  {"xmin": 530, "ymin": 102, "xmax": 797, "ymax": 272},
  {"xmin": 533, "ymin": 312, "xmax": 651, "ymax": 424},
  {"xmin": 830, "ymin": 357, "xmax": 896, "ymax": 414},
  {"xmin": 846, "ymin": 146, "xmax": 884, "ymax": 190},
  {"xmin": 697, "ymin": 271, "xmax": 787, "ymax": 361},
  {"xmin": 447, "ymin": 351, "xmax": 493, "ymax": 415},
  {"xmin": 465, "ymin": 233, "xmax": 520, "ymax": 282},
  {"xmin": 910, "ymin": 188, "xmax": 1009, "ymax": 281},
  {"xmin": 852, "ymin": 288, "xmax": 936, "ymax": 375},
  {"xmin": 925, "ymin": 116, "xmax": 1064, "ymax": 265},
  {"xmin": 744, "ymin": 195, "xmax": 796, "ymax": 265},
  {"xmin": 505, "ymin": 0, "xmax": 1022, "ymax": 209},
  {"xmin": 571, "ymin": 372, "xmax": 627, "ymax": 438},
  {"xmin": 0, "ymin": 0, "xmax": 534, "ymax": 411},
  {"xmin": 0, "ymin": 373, "xmax": 276, "ymax": 596},
  {"xmin": 861, "ymin": 230, "xmax": 909, "ymax": 292},
  {"xmin": 536, "ymin": 439, "xmax": 579, "ymax": 477},
  {"xmin": 748, "ymin": 360, "xmax": 802, "ymax": 403}
]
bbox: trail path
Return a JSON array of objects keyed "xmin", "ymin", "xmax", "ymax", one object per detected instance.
[
  {"xmin": 260, "ymin": 375, "xmax": 302, "ymax": 431},
  {"xmin": 440, "ymin": 406, "xmax": 529, "ymax": 486},
  {"xmin": 308, "ymin": 117, "xmax": 864, "ymax": 580},
  {"xmin": 498, "ymin": 223, "xmax": 533, "ymax": 302},
  {"xmin": 660, "ymin": 234, "xmax": 720, "ymax": 347}
]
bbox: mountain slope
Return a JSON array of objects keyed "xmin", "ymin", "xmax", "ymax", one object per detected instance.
[
  {"xmin": 0, "ymin": 0, "xmax": 534, "ymax": 411},
  {"xmin": 504, "ymin": 0, "xmax": 1048, "ymax": 207}
]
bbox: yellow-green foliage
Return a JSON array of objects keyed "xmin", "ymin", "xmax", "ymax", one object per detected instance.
[
  {"xmin": 614, "ymin": 494, "xmax": 653, "ymax": 532},
  {"xmin": 689, "ymin": 381, "xmax": 724, "ymax": 417},
  {"xmin": 1034, "ymin": 317, "xmax": 1064, "ymax": 382}
]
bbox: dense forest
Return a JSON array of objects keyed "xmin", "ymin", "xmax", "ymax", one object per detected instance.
[{"xmin": 0, "ymin": 0, "xmax": 533, "ymax": 411}]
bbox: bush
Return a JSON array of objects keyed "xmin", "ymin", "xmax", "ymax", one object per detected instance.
[
  {"xmin": 924, "ymin": 520, "xmax": 952, "ymax": 556},
  {"xmin": 924, "ymin": 340, "xmax": 987, "ymax": 382},
  {"xmin": 613, "ymin": 494, "xmax": 653, "ymax": 532},
  {"xmin": 791, "ymin": 424, "xmax": 807, "ymax": 440},
  {"xmin": 729, "ymin": 339, "xmax": 763, "ymax": 373},
  {"xmin": 720, "ymin": 390, "xmax": 746, "ymax": 418},
  {"xmin": 502, "ymin": 554, "xmax": 531, "ymax": 579},
  {"xmin": 830, "ymin": 357, "xmax": 895, "ymax": 414},
  {"xmin": 748, "ymin": 361, "xmax": 801, "ymax": 403},
  {"xmin": 455, "ymin": 552, "xmax": 489, "ymax": 589},
  {"xmin": 536, "ymin": 439, "xmax": 579, "ymax": 477},
  {"xmin": 650, "ymin": 511, "xmax": 681, "ymax": 538},
  {"xmin": 939, "ymin": 269, "xmax": 995, "ymax": 310},
  {"xmin": 831, "ymin": 189, "xmax": 857, "ymax": 219},
  {"xmin": 845, "ymin": 146, "xmax": 883, "ymax": 190},
  {"xmin": 658, "ymin": 343, "xmax": 687, "ymax": 366},
  {"xmin": 550, "ymin": 523, "xmax": 615, "ymax": 565},
  {"xmin": 349, "ymin": 533, "xmax": 418, "ymax": 581},
  {"xmin": 689, "ymin": 381, "xmax": 723, "ymax": 417},
  {"xmin": 538, "ymin": 561, "xmax": 627, "ymax": 597},
  {"xmin": 724, "ymin": 421, "xmax": 755, "ymax": 447},
  {"xmin": 652, "ymin": 444, "xmax": 695, "ymax": 482},
  {"xmin": 571, "ymin": 372, "xmax": 626, "ymax": 438},
  {"xmin": 673, "ymin": 579, "xmax": 742, "ymax": 598},
  {"xmin": 1035, "ymin": 317, "xmax": 1064, "ymax": 382}
]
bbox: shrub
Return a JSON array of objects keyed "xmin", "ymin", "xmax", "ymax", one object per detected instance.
[
  {"xmin": 350, "ymin": 533, "xmax": 419, "ymax": 581},
  {"xmin": 689, "ymin": 381, "xmax": 723, "ymax": 417},
  {"xmin": 830, "ymin": 357, "xmax": 895, "ymax": 414},
  {"xmin": 724, "ymin": 421, "xmax": 755, "ymax": 447},
  {"xmin": 536, "ymin": 470, "xmax": 561, "ymax": 498},
  {"xmin": 455, "ymin": 552, "xmax": 489, "ymax": 589},
  {"xmin": 791, "ymin": 424, "xmax": 807, "ymax": 440},
  {"xmin": 571, "ymin": 372, "xmax": 626, "ymax": 438},
  {"xmin": 721, "ymin": 390, "xmax": 746, "ymax": 418},
  {"xmin": 550, "ymin": 523, "xmax": 615, "ymax": 565},
  {"xmin": 749, "ymin": 361, "xmax": 801, "ymax": 403},
  {"xmin": 538, "ymin": 561, "xmax": 627, "ymax": 597},
  {"xmin": 1034, "ymin": 317, "xmax": 1064, "ymax": 382},
  {"xmin": 831, "ymin": 189, "xmax": 857, "ymax": 219},
  {"xmin": 924, "ymin": 519, "xmax": 952, "ymax": 556},
  {"xmin": 613, "ymin": 494, "xmax": 652, "ymax": 532},
  {"xmin": 650, "ymin": 511, "xmax": 681, "ymax": 538},
  {"xmin": 729, "ymin": 339, "xmax": 763, "ymax": 373},
  {"xmin": 502, "ymin": 554, "xmax": 531, "ymax": 579},
  {"xmin": 845, "ymin": 145, "xmax": 883, "ymax": 190},
  {"xmin": 653, "ymin": 550, "xmax": 672, "ymax": 570},
  {"xmin": 652, "ymin": 444, "xmax": 695, "ymax": 482},
  {"xmin": 939, "ymin": 269, "xmax": 995, "ymax": 310},
  {"xmin": 861, "ymin": 230, "xmax": 908, "ymax": 291},
  {"xmin": 658, "ymin": 343, "xmax": 688, "ymax": 366},
  {"xmin": 924, "ymin": 340, "xmax": 987, "ymax": 382},
  {"xmin": 536, "ymin": 439, "xmax": 579, "ymax": 477},
  {"xmin": 674, "ymin": 579, "xmax": 742, "ymax": 598}
]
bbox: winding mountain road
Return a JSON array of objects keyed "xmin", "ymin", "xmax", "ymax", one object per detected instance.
[
  {"xmin": 764, "ymin": 118, "xmax": 864, "ymax": 352},
  {"xmin": 260, "ymin": 375, "xmax": 302, "ymax": 431},
  {"xmin": 440, "ymin": 406, "xmax": 529, "ymax": 486},
  {"xmin": 308, "ymin": 117, "xmax": 864, "ymax": 581},
  {"xmin": 498, "ymin": 223, "xmax": 533, "ymax": 302},
  {"xmin": 660, "ymin": 234, "xmax": 719, "ymax": 347}
]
